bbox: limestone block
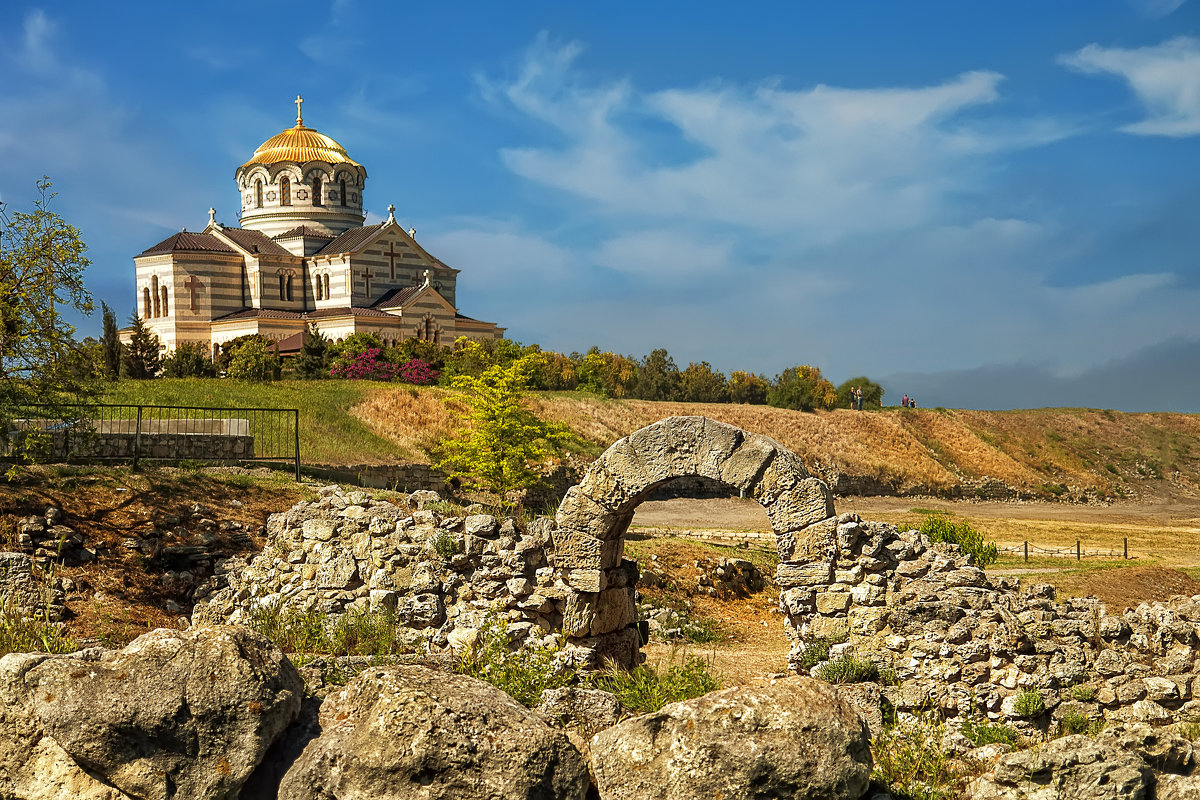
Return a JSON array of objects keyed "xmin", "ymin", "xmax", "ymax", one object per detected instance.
[
  {"xmin": 551, "ymin": 527, "xmax": 602, "ymax": 570},
  {"xmin": 301, "ymin": 519, "xmax": 337, "ymax": 542},
  {"xmin": 563, "ymin": 593, "xmax": 598, "ymax": 638},
  {"xmin": 763, "ymin": 479, "xmax": 835, "ymax": 540},
  {"xmin": 777, "ymin": 516, "xmax": 837, "ymax": 562},
  {"xmin": 369, "ymin": 589, "xmax": 398, "ymax": 613},
  {"xmin": 566, "ymin": 627, "xmax": 642, "ymax": 670},
  {"xmin": 717, "ymin": 434, "xmax": 779, "ymax": 492},
  {"xmin": 591, "ymin": 587, "xmax": 636, "ymax": 637},
  {"xmin": 315, "ymin": 552, "xmax": 358, "ymax": 589},
  {"xmin": 816, "ymin": 592, "xmax": 852, "ymax": 615},
  {"xmin": 775, "ymin": 559, "xmax": 834, "ymax": 589},
  {"xmin": 464, "ymin": 514, "xmax": 499, "ymax": 539},
  {"xmin": 575, "ymin": 456, "xmax": 634, "ymax": 512},
  {"xmin": 624, "ymin": 416, "xmax": 711, "ymax": 485},
  {"xmin": 565, "ymin": 569, "xmax": 605, "ymax": 593},
  {"xmin": 600, "ymin": 537, "xmax": 626, "ymax": 570},
  {"xmin": 780, "ymin": 588, "xmax": 816, "ymax": 616},
  {"xmin": 555, "ymin": 487, "xmax": 629, "ymax": 541},
  {"xmin": 848, "ymin": 607, "xmax": 889, "ymax": 636}
]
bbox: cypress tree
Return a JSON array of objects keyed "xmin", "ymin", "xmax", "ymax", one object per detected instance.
[
  {"xmin": 100, "ymin": 301, "xmax": 122, "ymax": 379},
  {"xmin": 122, "ymin": 315, "xmax": 161, "ymax": 379}
]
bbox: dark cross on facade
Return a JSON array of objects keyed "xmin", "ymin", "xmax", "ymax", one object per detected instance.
[
  {"xmin": 360, "ymin": 268, "xmax": 371, "ymax": 297},
  {"xmin": 183, "ymin": 275, "xmax": 202, "ymax": 311},
  {"xmin": 386, "ymin": 242, "xmax": 399, "ymax": 280}
]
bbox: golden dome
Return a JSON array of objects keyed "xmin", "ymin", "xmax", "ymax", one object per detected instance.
[{"xmin": 239, "ymin": 124, "xmax": 361, "ymax": 171}]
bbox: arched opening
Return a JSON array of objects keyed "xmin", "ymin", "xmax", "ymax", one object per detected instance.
[
  {"xmin": 323, "ymin": 274, "xmax": 330, "ymax": 298},
  {"xmin": 552, "ymin": 416, "xmax": 835, "ymax": 669},
  {"xmin": 278, "ymin": 273, "xmax": 286, "ymax": 300},
  {"xmin": 280, "ymin": 176, "xmax": 291, "ymax": 206},
  {"xmin": 312, "ymin": 176, "xmax": 323, "ymax": 207},
  {"xmin": 340, "ymin": 179, "xmax": 348, "ymax": 207},
  {"xmin": 161, "ymin": 285, "xmax": 169, "ymax": 317},
  {"xmin": 314, "ymin": 274, "xmax": 323, "ymax": 300},
  {"xmin": 151, "ymin": 275, "xmax": 160, "ymax": 317},
  {"xmin": 255, "ymin": 179, "xmax": 263, "ymax": 208},
  {"xmin": 142, "ymin": 287, "xmax": 152, "ymax": 318},
  {"xmin": 286, "ymin": 274, "xmax": 294, "ymax": 301}
]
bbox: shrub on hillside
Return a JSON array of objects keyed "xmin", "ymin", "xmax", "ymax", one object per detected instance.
[
  {"xmin": 226, "ymin": 339, "xmax": 281, "ymax": 381},
  {"xmin": 767, "ymin": 365, "xmax": 837, "ymax": 412},
  {"xmin": 397, "ymin": 357, "xmax": 439, "ymax": 385},
  {"xmin": 919, "ymin": 516, "xmax": 999, "ymax": 568},
  {"xmin": 330, "ymin": 347, "xmax": 398, "ymax": 381},
  {"xmin": 162, "ymin": 342, "xmax": 216, "ymax": 378}
]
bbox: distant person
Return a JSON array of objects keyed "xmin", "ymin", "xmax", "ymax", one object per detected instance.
[
  {"xmin": 910, "ymin": 397, "xmax": 916, "ymax": 408},
  {"xmin": 902, "ymin": 394, "xmax": 909, "ymax": 407},
  {"xmin": 856, "ymin": 387, "xmax": 863, "ymax": 410}
]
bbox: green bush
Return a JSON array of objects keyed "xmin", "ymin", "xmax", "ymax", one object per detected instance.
[
  {"xmin": 1057, "ymin": 708, "xmax": 1099, "ymax": 736},
  {"xmin": 1070, "ymin": 685, "xmax": 1097, "ymax": 702},
  {"xmin": 816, "ymin": 655, "xmax": 879, "ymax": 685},
  {"xmin": 871, "ymin": 714, "xmax": 962, "ymax": 800},
  {"xmin": 162, "ymin": 342, "xmax": 216, "ymax": 378},
  {"xmin": 431, "ymin": 532, "xmax": 458, "ymax": 559},
  {"xmin": 918, "ymin": 516, "xmax": 999, "ymax": 568},
  {"xmin": 1013, "ymin": 689, "xmax": 1046, "ymax": 718},
  {"xmin": 246, "ymin": 601, "xmax": 412, "ymax": 657},
  {"xmin": 588, "ymin": 655, "xmax": 721, "ymax": 714},
  {"xmin": 226, "ymin": 339, "xmax": 282, "ymax": 381}
]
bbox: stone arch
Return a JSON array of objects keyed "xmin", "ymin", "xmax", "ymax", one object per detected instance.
[{"xmin": 552, "ymin": 416, "xmax": 836, "ymax": 668}]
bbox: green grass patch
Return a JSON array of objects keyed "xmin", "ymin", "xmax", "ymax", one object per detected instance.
[
  {"xmin": 816, "ymin": 655, "xmax": 880, "ymax": 685},
  {"xmin": 455, "ymin": 617, "xmax": 575, "ymax": 707},
  {"xmin": 919, "ymin": 516, "xmax": 998, "ymax": 568},
  {"xmin": 871, "ymin": 714, "xmax": 963, "ymax": 800},
  {"xmin": 102, "ymin": 378, "xmax": 404, "ymax": 464},
  {"xmin": 0, "ymin": 607, "xmax": 76, "ymax": 656},
  {"xmin": 1013, "ymin": 689, "xmax": 1046, "ymax": 718},
  {"xmin": 961, "ymin": 717, "xmax": 1019, "ymax": 747},
  {"xmin": 794, "ymin": 632, "xmax": 850, "ymax": 671},
  {"xmin": 247, "ymin": 601, "xmax": 415, "ymax": 659},
  {"xmin": 1057, "ymin": 708, "xmax": 1102, "ymax": 737}
]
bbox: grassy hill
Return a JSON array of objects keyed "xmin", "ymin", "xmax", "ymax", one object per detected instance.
[{"xmin": 102, "ymin": 380, "xmax": 1200, "ymax": 500}]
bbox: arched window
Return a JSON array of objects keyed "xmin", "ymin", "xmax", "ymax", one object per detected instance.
[
  {"xmin": 314, "ymin": 275, "xmax": 323, "ymax": 300},
  {"xmin": 312, "ymin": 177, "xmax": 323, "ymax": 207},
  {"xmin": 323, "ymin": 274, "xmax": 330, "ymax": 298},
  {"xmin": 151, "ymin": 275, "xmax": 160, "ymax": 317},
  {"xmin": 161, "ymin": 286, "xmax": 169, "ymax": 317},
  {"xmin": 286, "ymin": 275, "xmax": 294, "ymax": 301},
  {"xmin": 279, "ymin": 274, "xmax": 286, "ymax": 299},
  {"xmin": 280, "ymin": 176, "xmax": 291, "ymax": 206},
  {"xmin": 255, "ymin": 179, "xmax": 263, "ymax": 208},
  {"xmin": 340, "ymin": 179, "xmax": 348, "ymax": 207},
  {"xmin": 143, "ymin": 287, "xmax": 152, "ymax": 318}
]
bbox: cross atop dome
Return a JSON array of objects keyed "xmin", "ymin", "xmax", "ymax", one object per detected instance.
[{"xmin": 294, "ymin": 94, "xmax": 304, "ymax": 127}]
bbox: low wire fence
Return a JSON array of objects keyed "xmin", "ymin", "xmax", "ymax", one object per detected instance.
[
  {"xmin": 2, "ymin": 403, "xmax": 300, "ymax": 479},
  {"xmin": 998, "ymin": 539, "xmax": 1132, "ymax": 561}
]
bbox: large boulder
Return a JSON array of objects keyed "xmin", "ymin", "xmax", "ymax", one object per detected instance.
[
  {"xmin": 589, "ymin": 676, "xmax": 872, "ymax": 800},
  {"xmin": 969, "ymin": 734, "xmax": 1151, "ymax": 799},
  {"xmin": 278, "ymin": 665, "xmax": 588, "ymax": 800},
  {"xmin": 0, "ymin": 625, "xmax": 303, "ymax": 800}
]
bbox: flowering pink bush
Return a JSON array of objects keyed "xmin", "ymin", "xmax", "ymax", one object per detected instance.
[
  {"xmin": 329, "ymin": 348, "xmax": 399, "ymax": 381},
  {"xmin": 397, "ymin": 357, "xmax": 440, "ymax": 385}
]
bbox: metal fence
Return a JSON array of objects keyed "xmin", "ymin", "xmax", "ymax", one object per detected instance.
[{"xmin": 3, "ymin": 404, "xmax": 300, "ymax": 479}]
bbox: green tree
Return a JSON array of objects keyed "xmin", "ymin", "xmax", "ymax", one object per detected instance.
[
  {"xmin": 227, "ymin": 338, "xmax": 281, "ymax": 381},
  {"xmin": 294, "ymin": 323, "xmax": 330, "ymax": 379},
  {"xmin": 679, "ymin": 361, "xmax": 730, "ymax": 403},
  {"xmin": 634, "ymin": 348, "xmax": 680, "ymax": 400},
  {"xmin": 122, "ymin": 315, "xmax": 161, "ymax": 379},
  {"xmin": 576, "ymin": 348, "xmax": 637, "ymax": 397},
  {"xmin": 767, "ymin": 365, "xmax": 837, "ymax": 412},
  {"xmin": 100, "ymin": 301, "xmax": 122, "ymax": 379},
  {"xmin": 217, "ymin": 334, "xmax": 274, "ymax": 372},
  {"xmin": 437, "ymin": 354, "xmax": 569, "ymax": 502},
  {"xmin": 0, "ymin": 178, "xmax": 96, "ymax": 428},
  {"xmin": 728, "ymin": 371, "xmax": 768, "ymax": 405},
  {"xmin": 162, "ymin": 342, "xmax": 216, "ymax": 378},
  {"xmin": 836, "ymin": 377, "xmax": 884, "ymax": 410}
]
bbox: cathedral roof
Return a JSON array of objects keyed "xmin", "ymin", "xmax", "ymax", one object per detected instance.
[
  {"xmin": 217, "ymin": 227, "xmax": 293, "ymax": 256},
  {"xmin": 274, "ymin": 225, "xmax": 335, "ymax": 240},
  {"xmin": 137, "ymin": 231, "xmax": 235, "ymax": 257},
  {"xmin": 316, "ymin": 224, "xmax": 384, "ymax": 255},
  {"xmin": 371, "ymin": 286, "xmax": 424, "ymax": 309},
  {"xmin": 240, "ymin": 123, "xmax": 361, "ymax": 171}
]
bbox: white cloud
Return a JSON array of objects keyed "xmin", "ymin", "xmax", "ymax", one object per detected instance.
[
  {"xmin": 487, "ymin": 38, "xmax": 1070, "ymax": 245},
  {"xmin": 1128, "ymin": 0, "xmax": 1189, "ymax": 18},
  {"xmin": 1062, "ymin": 37, "xmax": 1200, "ymax": 136}
]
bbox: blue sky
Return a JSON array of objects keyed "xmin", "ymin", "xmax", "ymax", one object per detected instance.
[{"xmin": 2, "ymin": 1, "xmax": 1198, "ymax": 410}]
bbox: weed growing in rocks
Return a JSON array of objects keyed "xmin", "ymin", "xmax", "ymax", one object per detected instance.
[
  {"xmin": 0, "ymin": 605, "xmax": 75, "ymax": 656},
  {"xmin": 431, "ymin": 532, "xmax": 458, "ymax": 560},
  {"xmin": 1057, "ymin": 708, "xmax": 1103, "ymax": 737},
  {"xmin": 871, "ymin": 714, "xmax": 964, "ymax": 800},
  {"xmin": 589, "ymin": 654, "xmax": 721, "ymax": 714},
  {"xmin": 816, "ymin": 655, "xmax": 879, "ymax": 685},
  {"xmin": 456, "ymin": 617, "xmax": 576, "ymax": 707},
  {"xmin": 795, "ymin": 632, "xmax": 850, "ymax": 671},
  {"xmin": 1070, "ymin": 684, "xmax": 1097, "ymax": 702},
  {"xmin": 247, "ymin": 601, "xmax": 414, "ymax": 658},
  {"xmin": 960, "ymin": 717, "xmax": 1019, "ymax": 747},
  {"xmin": 1013, "ymin": 689, "xmax": 1046, "ymax": 718}
]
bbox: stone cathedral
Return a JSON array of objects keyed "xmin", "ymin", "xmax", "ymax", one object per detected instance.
[{"xmin": 131, "ymin": 97, "xmax": 504, "ymax": 356}]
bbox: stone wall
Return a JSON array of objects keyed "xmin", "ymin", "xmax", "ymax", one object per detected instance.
[
  {"xmin": 788, "ymin": 513, "xmax": 1200, "ymax": 732},
  {"xmin": 7, "ymin": 418, "xmax": 254, "ymax": 462},
  {"xmin": 302, "ymin": 462, "xmax": 447, "ymax": 492},
  {"xmin": 193, "ymin": 486, "xmax": 572, "ymax": 654}
]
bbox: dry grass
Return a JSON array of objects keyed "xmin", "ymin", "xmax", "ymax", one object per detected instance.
[{"xmin": 350, "ymin": 386, "xmax": 463, "ymax": 462}]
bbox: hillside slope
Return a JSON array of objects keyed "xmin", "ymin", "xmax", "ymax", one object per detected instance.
[{"xmin": 359, "ymin": 388, "xmax": 1200, "ymax": 501}]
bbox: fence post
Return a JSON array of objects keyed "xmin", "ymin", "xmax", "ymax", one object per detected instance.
[
  {"xmin": 132, "ymin": 405, "xmax": 143, "ymax": 471},
  {"xmin": 1024, "ymin": 541, "xmax": 1028, "ymax": 562},
  {"xmin": 1076, "ymin": 540, "xmax": 1081, "ymax": 561},
  {"xmin": 1124, "ymin": 538, "xmax": 1128, "ymax": 559},
  {"xmin": 293, "ymin": 409, "xmax": 301, "ymax": 482}
]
